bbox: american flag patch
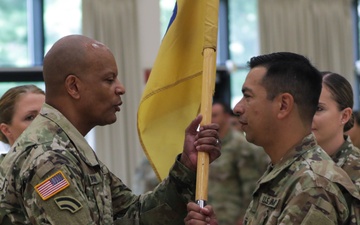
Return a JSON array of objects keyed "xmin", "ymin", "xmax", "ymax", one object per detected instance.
[{"xmin": 35, "ymin": 171, "xmax": 70, "ymax": 200}]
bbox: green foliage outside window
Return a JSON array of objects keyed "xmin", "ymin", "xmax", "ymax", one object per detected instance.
[{"xmin": 0, "ymin": 0, "xmax": 28, "ymax": 67}]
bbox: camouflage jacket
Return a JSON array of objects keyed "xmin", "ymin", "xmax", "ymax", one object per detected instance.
[
  {"xmin": 332, "ymin": 135, "xmax": 360, "ymax": 190},
  {"xmin": 0, "ymin": 104, "xmax": 196, "ymax": 225},
  {"xmin": 208, "ymin": 129, "xmax": 269, "ymax": 225},
  {"xmin": 243, "ymin": 134, "xmax": 360, "ymax": 225}
]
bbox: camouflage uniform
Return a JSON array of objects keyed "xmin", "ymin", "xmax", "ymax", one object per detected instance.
[
  {"xmin": 0, "ymin": 104, "xmax": 196, "ymax": 225},
  {"xmin": 208, "ymin": 129, "xmax": 269, "ymax": 225},
  {"xmin": 243, "ymin": 134, "xmax": 360, "ymax": 225},
  {"xmin": 0, "ymin": 154, "xmax": 6, "ymax": 165},
  {"xmin": 332, "ymin": 135, "xmax": 360, "ymax": 190}
]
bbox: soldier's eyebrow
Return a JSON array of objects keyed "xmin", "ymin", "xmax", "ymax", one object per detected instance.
[{"xmin": 242, "ymin": 87, "xmax": 253, "ymax": 94}]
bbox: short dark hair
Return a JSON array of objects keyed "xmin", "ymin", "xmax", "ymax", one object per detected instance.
[
  {"xmin": 248, "ymin": 52, "xmax": 322, "ymax": 124},
  {"xmin": 353, "ymin": 111, "xmax": 360, "ymax": 126},
  {"xmin": 321, "ymin": 71, "xmax": 354, "ymax": 132},
  {"xmin": 212, "ymin": 100, "xmax": 233, "ymax": 115}
]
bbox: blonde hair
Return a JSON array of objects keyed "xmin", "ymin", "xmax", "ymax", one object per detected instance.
[{"xmin": 0, "ymin": 85, "xmax": 45, "ymax": 143}]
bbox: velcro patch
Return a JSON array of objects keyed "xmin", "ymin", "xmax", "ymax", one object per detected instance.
[
  {"xmin": 35, "ymin": 171, "xmax": 70, "ymax": 200},
  {"xmin": 260, "ymin": 193, "xmax": 279, "ymax": 208},
  {"xmin": 54, "ymin": 196, "xmax": 83, "ymax": 213}
]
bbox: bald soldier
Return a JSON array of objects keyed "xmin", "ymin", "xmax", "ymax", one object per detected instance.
[{"xmin": 0, "ymin": 35, "xmax": 221, "ymax": 225}]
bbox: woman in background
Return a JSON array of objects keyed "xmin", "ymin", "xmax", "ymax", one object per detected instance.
[
  {"xmin": 312, "ymin": 71, "xmax": 360, "ymax": 188},
  {"xmin": 0, "ymin": 85, "xmax": 45, "ymax": 147}
]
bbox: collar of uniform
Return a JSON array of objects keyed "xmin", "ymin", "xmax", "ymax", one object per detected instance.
[
  {"xmin": 40, "ymin": 103, "xmax": 99, "ymax": 167},
  {"xmin": 331, "ymin": 135, "xmax": 356, "ymax": 166},
  {"xmin": 257, "ymin": 133, "xmax": 316, "ymax": 185}
]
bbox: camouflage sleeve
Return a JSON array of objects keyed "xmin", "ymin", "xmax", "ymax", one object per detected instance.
[
  {"xmin": 0, "ymin": 153, "xmax": 6, "ymax": 165},
  {"xmin": 2, "ymin": 151, "xmax": 195, "ymax": 225},
  {"xmin": 25, "ymin": 162, "xmax": 98, "ymax": 224},
  {"xmin": 114, "ymin": 155, "xmax": 196, "ymax": 225},
  {"xmin": 276, "ymin": 189, "xmax": 348, "ymax": 224},
  {"xmin": 9, "ymin": 148, "xmax": 136, "ymax": 225}
]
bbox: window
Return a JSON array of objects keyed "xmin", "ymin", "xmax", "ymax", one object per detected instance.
[
  {"xmin": 0, "ymin": 0, "xmax": 81, "ymax": 68},
  {"xmin": 0, "ymin": 0, "xmax": 28, "ymax": 67},
  {"xmin": 227, "ymin": 0, "xmax": 258, "ymax": 107},
  {"xmin": 43, "ymin": 0, "xmax": 82, "ymax": 54},
  {"xmin": 0, "ymin": 0, "xmax": 82, "ymax": 153},
  {"xmin": 160, "ymin": 0, "xmax": 176, "ymax": 38},
  {"xmin": 0, "ymin": 0, "xmax": 81, "ymax": 92}
]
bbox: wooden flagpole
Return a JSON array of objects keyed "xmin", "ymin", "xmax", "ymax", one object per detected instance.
[{"xmin": 196, "ymin": 47, "xmax": 217, "ymax": 207}]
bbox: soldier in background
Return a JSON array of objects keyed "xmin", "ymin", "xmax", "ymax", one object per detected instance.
[
  {"xmin": 209, "ymin": 101, "xmax": 269, "ymax": 225},
  {"xmin": 312, "ymin": 72, "xmax": 360, "ymax": 192},
  {"xmin": 0, "ymin": 85, "xmax": 45, "ymax": 163},
  {"xmin": 0, "ymin": 85, "xmax": 44, "ymax": 147}
]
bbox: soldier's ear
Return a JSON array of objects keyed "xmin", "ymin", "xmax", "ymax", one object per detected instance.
[
  {"xmin": 0, "ymin": 123, "xmax": 12, "ymax": 143},
  {"xmin": 65, "ymin": 75, "xmax": 81, "ymax": 100},
  {"xmin": 276, "ymin": 93, "xmax": 294, "ymax": 120},
  {"xmin": 340, "ymin": 107, "xmax": 352, "ymax": 125}
]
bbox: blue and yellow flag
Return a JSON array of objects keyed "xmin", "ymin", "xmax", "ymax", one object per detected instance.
[{"xmin": 137, "ymin": 0, "xmax": 218, "ymax": 180}]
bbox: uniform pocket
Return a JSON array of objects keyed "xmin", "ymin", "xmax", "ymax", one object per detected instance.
[{"xmin": 301, "ymin": 204, "xmax": 335, "ymax": 225}]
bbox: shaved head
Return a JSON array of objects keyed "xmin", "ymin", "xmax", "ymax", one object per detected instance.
[
  {"xmin": 43, "ymin": 35, "xmax": 110, "ymax": 98},
  {"xmin": 40, "ymin": 34, "xmax": 123, "ymax": 134}
]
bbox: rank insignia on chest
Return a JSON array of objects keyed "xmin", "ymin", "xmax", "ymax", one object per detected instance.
[
  {"xmin": 260, "ymin": 193, "xmax": 279, "ymax": 208},
  {"xmin": 35, "ymin": 171, "xmax": 70, "ymax": 200}
]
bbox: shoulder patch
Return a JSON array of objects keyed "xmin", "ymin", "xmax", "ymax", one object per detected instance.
[
  {"xmin": 35, "ymin": 171, "xmax": 70, "ymax": 200},
  {"xmin": 54, "ymin": 196, "xmax": 83, "ymax": 213}
]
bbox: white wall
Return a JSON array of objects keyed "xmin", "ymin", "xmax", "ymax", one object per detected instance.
[
  {"xmin": 136, "ymin": 0, "xmax": 161, "ymax": 81},
  {"xmin": 128, "ymin": 0, "xmax": 161, "ymax": 186}
]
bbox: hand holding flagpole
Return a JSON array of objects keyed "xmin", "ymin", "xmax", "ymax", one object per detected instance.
[{"xmin": 196, "ymin": 0, "xmax": 219, "ymax": 208}]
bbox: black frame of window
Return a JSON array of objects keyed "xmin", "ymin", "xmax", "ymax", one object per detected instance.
[{"xmin": 0, "ymin": 67, "xmax": 43, "ymax": 82}]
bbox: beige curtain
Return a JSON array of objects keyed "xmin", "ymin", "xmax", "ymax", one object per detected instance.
[
  {"xmin": 82, "ymin": 0, "xmax": 143, "ymax": 187},
  {"xmin": 258, "ymin": 0, "xmax": 355, "ymax": 85}
]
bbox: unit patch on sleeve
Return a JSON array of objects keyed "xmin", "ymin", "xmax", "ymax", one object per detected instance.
[
  {"xmin": 54, "ymin": 196, "xmax": 83, "ymax": 213},
  {"xmin": 35, "ymin": 171, "xmax": 70, "ymax": 200}
]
